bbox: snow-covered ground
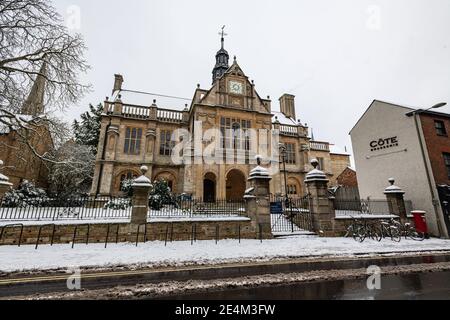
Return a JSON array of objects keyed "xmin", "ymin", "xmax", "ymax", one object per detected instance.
[{"xmin": 0, "ymin": 236, "xmax": 449, "ymax": 273}]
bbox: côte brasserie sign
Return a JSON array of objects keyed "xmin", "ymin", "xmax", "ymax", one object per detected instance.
[{"xmin": 370, "ymin": 136, "xmax": 399, "ymax": 152}]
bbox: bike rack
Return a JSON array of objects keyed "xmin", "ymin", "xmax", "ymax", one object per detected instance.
[
  {"xmin": 190, "ymin": 224, "xmax": 197, "ymax": 245},
  {"xmin": 71, "ymin": 224, "xmax": 90, "ymax": 249},
  {"xmin": 164, "ymin": 224, "xmax": 169, "ymax": 246},
  {"xmin": 35, "ymin": 224, "xmax": 56, "ymax": 250},
  {"xmin": 259, "ymin": 223, "xmax": 263, "ymax": 243},
  {"xmin": 135, "ymin": 223, "xmax": 147, "ymax": 247},
  {"xmin": 105, "ymin": 224, "xmax": 120, "ymax": 248},
  {"xmin": 215, "ymin": 224, "xmax": 219, "ymax": 244},
  {"xmin": 237, "ymin": 224, "xmax": 241, "ymax": 243},
  {"xmin": 0, "ymin": 224, "xmax": 24, "ymax": 247}
]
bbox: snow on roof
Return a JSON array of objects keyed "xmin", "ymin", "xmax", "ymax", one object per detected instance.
[
  {"xmin": 271, "ymin": 111, "xmax": 297, "ymax": 125},
  {"xmin": 329, "ymin": 145, "xmax": 350, "ymax": 156},
  {"xmin": 111, "ymin": 90, "xmax": 189, "ymax": 111}
]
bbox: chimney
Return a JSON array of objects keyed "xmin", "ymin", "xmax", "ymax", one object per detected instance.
[
  {"xmin": 279, "ymin": 94, "xmax": 296, "ymax": 120},
  {"xmin": 112, "ymin": 74, "xmax": 124, "ymax": 95}
]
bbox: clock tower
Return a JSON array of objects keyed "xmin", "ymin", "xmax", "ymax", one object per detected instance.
[{"xmin": 212, "ymin": 26, "xmax": 230, "ymax": 84}]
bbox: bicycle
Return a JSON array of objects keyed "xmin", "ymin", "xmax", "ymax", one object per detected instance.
[
  {"xmin": 344, "ymin": 217, "xmax": 365, "ymax": 242},
  {"xmin": 354, "ymin": 220, "xmax": 382, "ymax": 242},
  {"xmin": 391, "ymin": 219, "xmax": 425, "ymax": 241},
  {"xmin": 379, "ymin": 219, "xmax": 401, "ymax": 242}
]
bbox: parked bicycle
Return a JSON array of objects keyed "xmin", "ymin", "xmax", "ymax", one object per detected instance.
[
  {"xmin": 344, "ymin": 218, "xmax": 381, "ymax": 242},
  {"xmin": 391, "ymin": 219, "xmax": 425, "ymax": 241},
  {"xmin": 379, "ymin": 219, "xmax": 401, "ymax": 242}
]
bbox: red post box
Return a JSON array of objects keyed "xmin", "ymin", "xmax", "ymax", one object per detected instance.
[{"xmin": 411, "ymin": 211, "xmax": 429, "ymax": 238}]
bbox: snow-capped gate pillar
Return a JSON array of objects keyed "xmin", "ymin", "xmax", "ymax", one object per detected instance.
[
  {"xmin": 384, "ymin": 178, "xmax": 407, "ymax": 223},
  {"xmin": 245, "ymin": 156, "xmax": 273, "ymax": 239},
  {"xmin": 130, "ymin": 166, "xmax": 152, "ymax": 224},
  {"xmin": 305, "ymin": 159, "xmax": 335, "ymax": 236},
  {"xmin": 0, "ymin": 160, "xmax": 13, "ymax": 199}
]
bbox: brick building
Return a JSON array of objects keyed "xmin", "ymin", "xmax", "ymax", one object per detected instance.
[
  {"xmin": 336, "ymin": 167, "xmax": 358, "ymax": 187},
  {"xmin": 0, "ymin": 63, "xmax": 53, "ymax": 189},
  {"xmin": 91, "ymin": 36, "xmax": 350, "ymax": 200},
  {"xmin": 418, "ymin": 111, "xmax": 450, "ymax": 185},
  {"xmin": 351, "ymin": 100, "xmax": 450, "ymax": 238}
]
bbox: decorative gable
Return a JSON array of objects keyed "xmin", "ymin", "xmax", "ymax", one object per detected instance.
[{"xmin": 198, "ymin": 59, "xmax": 271, "ymax": 114}]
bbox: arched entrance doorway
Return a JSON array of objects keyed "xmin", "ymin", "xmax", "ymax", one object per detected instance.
[
  {"xmin": 226, "ymin": 169, "xmax": 246, "ymax": 201},
  {"xmin": 203, "ymin": 173, "xmax": 216, "ymax": 202}
]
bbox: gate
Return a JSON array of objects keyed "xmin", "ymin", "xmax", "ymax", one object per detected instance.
[
  {"xmin": 270, "ymin": 195, "xmax": 314, "ymax": 235},
  {"xmin": 437, "ymin": 185, "xmax": 450, "ymax": 235}
]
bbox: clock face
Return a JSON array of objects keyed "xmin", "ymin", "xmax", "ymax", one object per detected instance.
[{"xmin": 229, "ymin": 81, "xmax": 243, "ymax": 95}]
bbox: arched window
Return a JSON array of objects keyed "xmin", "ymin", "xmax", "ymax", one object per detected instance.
[{"xmin": 119, "ymin": 171, "xmax": 137, "ymax": 191}]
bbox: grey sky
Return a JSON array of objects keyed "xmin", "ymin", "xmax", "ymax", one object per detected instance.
[{"xmin": 54, "ymin": 0, "xmax": 450, "ymax": 157}]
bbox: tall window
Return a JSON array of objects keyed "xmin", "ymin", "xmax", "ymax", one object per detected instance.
[
  {"xmin": 443, "ymin": 153, "xmax": 450, "ymax": 179},
  {"xmin": 159, "ymin": 130, "xmax": 175, "ymax": 156},
  {"xmin": 220, "ymin": 117, "xmax": 251, "ymax": 150},
  {"xmin": 317, "ymin": 157, "xmax": 325, "ymax": 171},
  {"xmin": 285, "ymin": 143, "xmax": 296, "ymax": 164},
  {"xmin": 435, "ymin": 120, "xmax": 447, "ymax": 136},
  {"xmin": 124, "ymin": 127, "xmax": 142, "ymax": 155},
  {"xmin": 287, "ymin": 184, "xmax": 298, "ymax": 195}
]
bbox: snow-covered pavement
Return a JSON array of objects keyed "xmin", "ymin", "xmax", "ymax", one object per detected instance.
[{"xmin": 1, "ymin": 236, "xmax": 449, "ymax": 273}]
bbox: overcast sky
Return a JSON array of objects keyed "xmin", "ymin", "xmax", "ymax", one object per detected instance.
[{"xmin": 54, "ymin": 0, "xmax": 450, "ymax": 156}]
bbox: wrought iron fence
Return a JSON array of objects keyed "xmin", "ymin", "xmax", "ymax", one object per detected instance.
[
  {"xmin": 333, "ymin": 199, "xmax": 393, "ymax": 216},
  {"xmin": 269, "ymin": 195, "xmax": 314, "ymax": 232},
  {"xmin": 0, "ymin": 195, "xmax": 246, "ymax": 221},
  {"xmin": 0, "ymin": 196, "xmax": 132, "ymax": 221},
  {"xmin": 148, "ymin": 198, "xmax": 246, "ymax": 218}
]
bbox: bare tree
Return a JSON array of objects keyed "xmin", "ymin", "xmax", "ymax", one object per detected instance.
[{"xmin": 0, "ymin": 0, "xmax": 90, "ymax": 163}]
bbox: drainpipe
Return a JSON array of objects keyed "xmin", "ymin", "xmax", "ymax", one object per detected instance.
[{"xmin": 412, "ymin": 112, "xmax": 447, "ymax": 238}]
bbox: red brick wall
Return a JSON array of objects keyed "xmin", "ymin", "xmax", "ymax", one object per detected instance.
[
  {"xmin": 336, "ymin": 168, "xmax": 358, "ymax": 187},
  {"xmin": 420, "ymin": 113, "xmax": 450, "ymax": 185}
]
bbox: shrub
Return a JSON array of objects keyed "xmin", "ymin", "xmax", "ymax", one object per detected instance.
[
  {"xmin": 148, "ymin": 180, "xmax": 175, "ymax": 210},
  {"xmin": 2, "ymin": 180, "xmax": 49, "ymax": 207}
]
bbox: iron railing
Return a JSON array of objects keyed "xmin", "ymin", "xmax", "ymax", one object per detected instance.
[
  {"xmin": 0, "ymin": 196, "xmax": 132, "ymax": 221},
  {"xmin": 0, "ymin": 196, "xmax": 246, "ymax": 221},
  {"xmin": 333, "ymin": 199, "xmax": 393, "ymax": 216},
  {"xmin": 148, "ymin": 198, "xmax": 246, "ymax": 218},
  {"xmin": 269, "ymin": 195, "xmax": 313, "ymax": 232}
]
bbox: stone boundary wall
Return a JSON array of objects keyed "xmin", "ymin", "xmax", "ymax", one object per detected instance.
[{"xmin": 0, "ymin": 220, "xmax": 255, "ymax": 247}]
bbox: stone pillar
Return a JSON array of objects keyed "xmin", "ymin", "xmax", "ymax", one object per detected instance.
[
  {"xmin": 245, "ymin": 157, "xmax": 273, "ymax": 239},
  {"xmin": 182, "ymin": 104, "xmax": 189, "ymax": 123},
  {"xmin": 384, "ymin": 178, "xmax": 407, "ymax": 223},
  {"xmin": 305, "ymin": 159, "xmax": 334, "ymax": 236},
  {"xmin": 0, "ymin": 160, "xmax": 13, "ymax": 198},
  {"xmin": 113, "ymin": 95, "xmax": 123, "ymax": 115},
  {"xmin": 131, "ymin": 166, "xmax": 152, "ymax": 224}
]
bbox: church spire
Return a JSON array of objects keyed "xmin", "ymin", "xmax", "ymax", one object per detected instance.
[
  {"xmin": 212, "ymin": 26, "xmax": 229, "ymax": 84},
  {"xmin": 21, "ymin": 62, "xmax": 47, "ymax": 116}
]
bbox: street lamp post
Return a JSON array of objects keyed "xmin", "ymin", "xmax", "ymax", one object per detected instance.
[
  {"xmin": 279, "ymin": 144, "xmax": 294, "ymax": 232},
  {"xmin": 407, "ymin": 102, "xmax": 448, "ymax": 238}
]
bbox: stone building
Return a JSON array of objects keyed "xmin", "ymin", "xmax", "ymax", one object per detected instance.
[
  {"xmin": 90, "ymin": 37, "xmax": 350, "ymax": 200},
  {"xmin": 0, "ymin": 63, "xmax": 52, "ymax": 189}
]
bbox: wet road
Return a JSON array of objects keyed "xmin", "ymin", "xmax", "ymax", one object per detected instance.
[{"xmin": 164, "ymin": 271, "xmax": 450, "ymax": 300}]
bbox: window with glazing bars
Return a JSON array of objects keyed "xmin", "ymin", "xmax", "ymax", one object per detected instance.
[
  {"xmin": 287, "ymin": 184, "xmax": 298, "ymax": 195},
  {"xmin": 443, "ymin": 153, "xmax": 450, "ymax": 179},
  {"xmin": 435, "ymin": 120, "xmax": 447, "ymax": 136},
  {"xmin": 285, "ymin": 143, "xmax": 296, "ymax": 164},
  {"xmin": 124, "ymin": 127, "xmax": 142, "ymax": 155},
  {"xmin": 159, "ymin": 130, "xmax": 175, "ymax": 156},
  {"xmin": 220, "ymin": 117, "xmax": 251, "ymax": 150}
]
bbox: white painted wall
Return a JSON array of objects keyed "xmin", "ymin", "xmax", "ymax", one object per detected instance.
[{"xmin": 350, "ymin": 101, "xmax": 439, "ymax": 235}]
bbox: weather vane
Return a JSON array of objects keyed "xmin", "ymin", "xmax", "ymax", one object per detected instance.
[{"xmin": 219, "ymin": 25, "xmax": 227, "ymax": 39}]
